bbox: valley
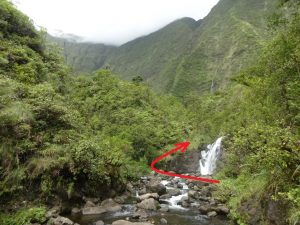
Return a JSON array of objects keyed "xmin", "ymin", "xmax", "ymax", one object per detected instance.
[{"xmin": 0, "ymin": 0, "xmax": 300, "ymax": 225}]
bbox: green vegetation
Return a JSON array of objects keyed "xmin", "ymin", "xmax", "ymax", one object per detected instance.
[
  {"xmin": 47, "ymin": 35, "xmax": 116, "ymax": 73},
  {"xmin": 50, "ymin": 0, "xmax": 276, "ymax": 97},
  {"xmin": 185, "ymin": 1, "xmax": 300, "ymax": 224},
  {"xmin": 0, "ymin": 207, "xmax": 46, "ymax": 225},
  {"xmin": 0, "ymin": 0, "xmax": 187, "ymax": 211},
  {"xmin": 1, "ymin": 0, "xmax": 300, "ymax": 225}
]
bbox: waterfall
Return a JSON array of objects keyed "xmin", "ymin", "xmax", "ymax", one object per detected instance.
[{"xmin": 199, "ymin": 137, "xmax": 223, "ymax": 175}]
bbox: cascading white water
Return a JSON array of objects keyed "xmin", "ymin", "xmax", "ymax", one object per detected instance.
[
  {"xmin": 160, "ymin": 179, "xmax": 189, "ymax": 210},
  {"xmin": 199, "ymin": 137, "xmax": 223, "ymax": 175}
]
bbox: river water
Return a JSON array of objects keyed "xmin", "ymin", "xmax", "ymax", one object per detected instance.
[{"xmin": 69, "ymin": 138, "xmax": 228, "ymax": 225}]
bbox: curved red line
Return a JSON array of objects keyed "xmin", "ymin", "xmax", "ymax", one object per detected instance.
[{"xmin": 150, "ymin": 146, "xmax": 220, "ymax": 184}]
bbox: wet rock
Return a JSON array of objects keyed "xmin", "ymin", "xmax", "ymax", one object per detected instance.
[
  {"xmin": 158, "ymin": 198, "xmax": 169, "ymax": 205},
  {"xmin": 159, "ymin": 204, "xmax": 169, "ymax": 212},
  {"xmin": 159, "ymin": 194, "xmax": 170, "ymax": 199},
  {"xmin": 138, "ymin": 188, "xmax": 147, "ymax": 195},
  {"xmin": 100, "ymin": 198, "xmax": 122, "ymax": 212},
  {"xmin": 146, "ymin": 180, "xmax": 166, "ymax": 195},
  {"xmin": 192, "ymin": 186, "xmax": 200, "ymax": 191},
  {"xmin": 47, "ymin": 216, "xmax": 74, "ymax": 225},
  {"xmin": 94, "ymin": 220, "xmax": 104, "ymax": 225},
  {"xmin": 137, "ymin": 198, "xmax": 160, "ymax": 210},
  {"xmin": 216, "ymin": 205, "xmax": 230, "ymax": 214},
  {"xmin": 138, "ymin": 193, "xmax": 159, "ymax": 201},
  {"xmin": 71, "ymin": 207, "xmax": 81, "ymax": 215},
  {"xmin": 127, "ymin": 182, "xmax": 135, "ymax": 193},
  {"xmin": 114, "ymin": 195, "xmax": 128, "ymax": 204},
  {"xmin": 207, "ymin": 211, "xmax": 217, "ymax": 217},
  {"xmin": 167, "ymin": 189, "xmax": 181, "ymax": 196},
  {"xmin": 46, "ymin": 207, "xmax": 60, "ymax": 219},
  {"xmin": 181, "ymin": 196, "xmax": 188, "ymax": 202},
  {"xmin": 132, "ymin": 209, "xmax": 149, "ymax": 220},
  {"xmin": 176, "ymin": 183, "xmax": 183, "ymax": 189},
  {"xmin": 188, "ymin": 190, "xmax": 199, "ymax": 199},
  {"xmin": 160, "ymin": 218, "xmax": 168, "ymax": 224},
  {"xmin": 199, "ymin": 205, "xmax": 210, "ymax": 214},
  {"xmin": 82, "ymin": 206, "xmax": 106, "ymax": 215},
  {"xmin": 181, "ymin": 201, "xmax": 190, "ymax": 208},
  {"xmin": 112, "ymin": 220, "xmax": 152, "ymax": 225},
  {"xmin": 198, "ymin": 196, "xmax": 210, "ymax": 202}
]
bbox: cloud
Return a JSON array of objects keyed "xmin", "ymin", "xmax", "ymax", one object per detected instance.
[{"xmin": 12, "ymin": 0, "xmax": 219, "ymax": 45}]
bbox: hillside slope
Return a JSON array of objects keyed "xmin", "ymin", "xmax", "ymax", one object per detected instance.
[
  {"xmin": 49, "ymin": 0, "xmax": 276, "ymax": 96},
  {"xmin": 47, "ymin": 35, "xmax": 116, "ymax": 73},
  {"xmin": 170, "ymin": 0, "xmax": 276, "ymax": 96},
  {"xmin": 105, "ymin": 17, "xmax": 199, "ymax": 92}
]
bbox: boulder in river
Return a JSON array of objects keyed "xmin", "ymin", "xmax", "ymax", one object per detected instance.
[
  {"xmin": 146, "ymin": 180, "xmax": 166, "ymax": 195},
  {"xmin": 47, "ymin": 216, "xmax": 74, "ymax": 225},
  {"xmin": 137, "ymin": 193, "xmax": 159, "ymax": 201},
  {"xmin": 199, "ymin": 205, "xmax": 211, "ymax": 214},
  {"xmin": 46, "ymin": 207, "xmax": 60, "ymax": 219},
  {"xmin": 159, "ymin": 204, "xmax": 169, "ymax": 212},
  {"xmin": 216, "ymin": 204, "xmax": 230, "ymax": 214},
  {"xmin": 82, "ymin": 206, "xmax": 106, "ymax": 215},
  {"xmin": 160, "ymin": 218, "xmax": 168, "ymax": 224},
  {"xmin": 100, "ymin": 198, "xmax": 122, "ymax": 212},
  {"xmin": 137, "ymin": 198, "xmax": 159, "ymax": 210},
  {"xmin": 94, "ymin": 220, "xmax": 104, "ymax": 225},
  {"xmin": 131, "ymin": 209, "xmax": 149, "ymax": 220},
  {"xmin": 207, "ymin": 211, "xmax": 217, "ymax": 217},
  {"xmin": 188, "ymin": 190, "xmax": 199, "ymax": 199},
  {"xmin": 112, "ymin": 220, "xmax": 152, "ymax": 225},
  {"xmin": 167, "ymin": 188, "xmax": 181, "ymax": 196}
]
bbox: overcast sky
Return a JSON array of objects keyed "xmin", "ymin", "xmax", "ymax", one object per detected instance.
[{"xmin": 12, "ymin": 0, "xmax": 219, "ymax": 45}]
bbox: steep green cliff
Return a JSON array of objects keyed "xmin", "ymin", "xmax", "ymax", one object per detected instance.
[{"xmin": 49, "ymin": 0, "xmax": 276, "ymax": 96}]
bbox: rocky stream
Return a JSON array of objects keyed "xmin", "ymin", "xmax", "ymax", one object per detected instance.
[{"xmin": 45, "ymin": 138, "xmax": 229, "ymax": 225}]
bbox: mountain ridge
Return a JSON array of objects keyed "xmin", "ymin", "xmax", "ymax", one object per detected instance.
[{"xmin": 49, "ymin": 0, "xmax": 277, "ymax": 96}]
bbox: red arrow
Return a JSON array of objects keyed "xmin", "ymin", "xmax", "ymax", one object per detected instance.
[{"xmin": 150, "ymin": 141, "xmax": 220, "ymax": 184}]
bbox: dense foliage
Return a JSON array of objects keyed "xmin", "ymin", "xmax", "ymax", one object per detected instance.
[
  {"xmin": 1, "ymin": 0, "xmax": 300, "ymax": 225},
  {"xmin": 186, "ymin": 1, "xmax": 300, "ymax": 224},
  {"xmin": 0, "ymin": 0, "xmax": 187, "ymax": 209},
  {"xmin": 51, "ymin": 0, "xmax": 276, "ymax": 97}
]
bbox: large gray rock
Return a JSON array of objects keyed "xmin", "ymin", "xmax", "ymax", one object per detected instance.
[
  {"xmin": 167, "ymin": 189, "xmax": 181, "ymax": 196},
  {"xmin": 137, "ymin": 198, "xmax": 159, "ymax": 210},
  {"xmin": 47, "ymin": 216, "xmax": 74, "ymax": 225},
  {"xmin": 160, "ymin": 218, "xmax": 168, "ymax": 224},
  {"xmin": 199, "ymin": 205, "xmax": 210, "ymax": 214},
  {"xmin": 137, "ymin": 193, "xmax": 159, "ymax": 201},
  {"xmin": 94, "ymin": 220, "xmax": 104, "ymax": 225},
  {"xmin": 100, "ymin": 198, "xmax": 122, "ymax": 212},
  {"xmin": 112, "ymin": 220, "xmax": 152, "ymax": 225},
  {"xmin": 82, "ymin": 206, "xmax": 106, "ymax": 215},
  {"xmin": 159, "ymin": 204, "xmax": 169, "ymax": 212},
  {"xmin": 146, "ymin": 180, "xmax": 166, "ymax": 195},
  {"xmin": 188, "ymin": 190, "xmax": 199, "ymax": 199},
  {"xmin": 138, "ymin": 188, "xmax": 147, "ymax": 195},
  {"xmin": 131, "ymin": 209, "xmax": 149, "ymax": 220},
  {"xmin": 207, "ymin": 211, "xmax": 217, "ymax": 217},
  {"xmin": 216, "ymin": 205, "xmax": 230, "ymax": 214},
  {"xmin": 46, "ymin": 207, "xmax": 60, "ymax": 219}
]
